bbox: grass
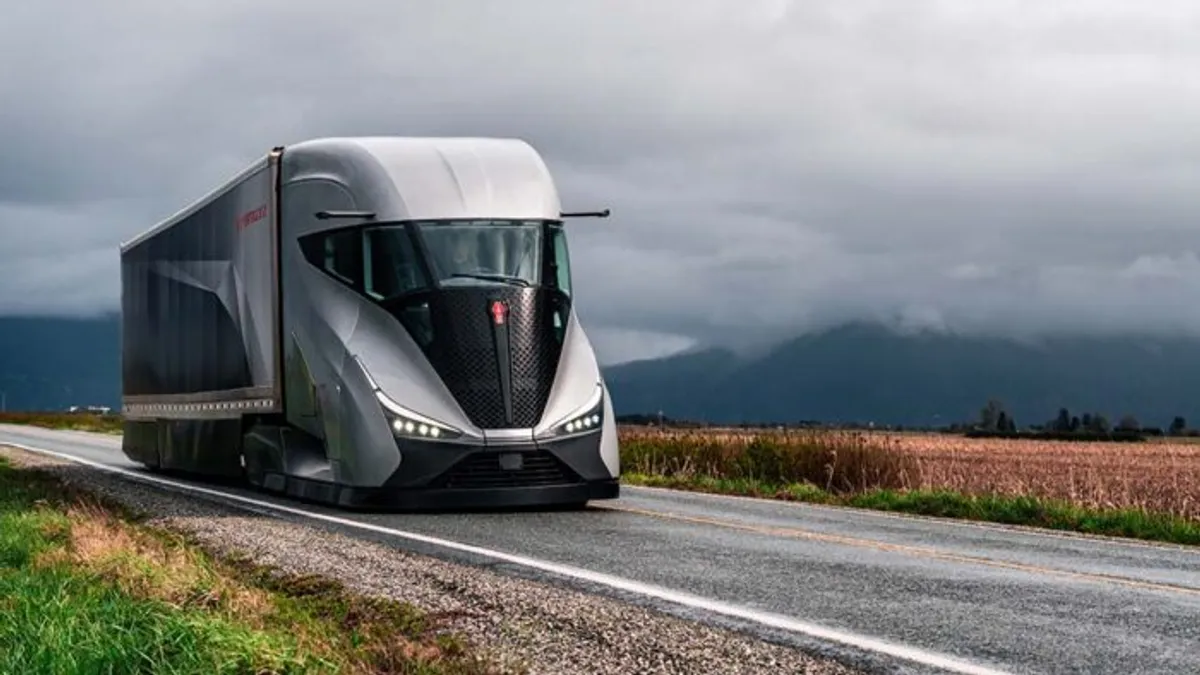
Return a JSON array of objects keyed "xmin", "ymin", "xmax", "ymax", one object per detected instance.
[
  {"xmin": 0, "ymin": 453, "xmax": 502, "ymax": 675},
  {"xmin": 0, "ymin": 411, "xmax": 123, "ymax": 434},
  {"xmin": 621, "ymin": 426, "xmax": 1200, "ymax": 546}
]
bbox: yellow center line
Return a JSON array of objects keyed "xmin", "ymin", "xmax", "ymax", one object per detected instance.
[{"xmin": 590, "ymin": 502, "xmax": 1200, "ymax": 598}]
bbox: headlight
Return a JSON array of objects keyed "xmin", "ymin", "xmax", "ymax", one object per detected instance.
[
  {"xmin": 550, "ymin": 384, "xmax": 604, "ymax": 437},
  {"xmin": 375, "ymin": 390, "xmax": 463, "ymax": 441},
  {"xmin": 355, "ymin": 355, "xmax": 465, "ymax": 441}
]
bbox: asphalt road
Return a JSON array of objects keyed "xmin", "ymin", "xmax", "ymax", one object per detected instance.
[{"xmin": 3, "ymin": 423, "xmax": 1198, "ymax": 675}]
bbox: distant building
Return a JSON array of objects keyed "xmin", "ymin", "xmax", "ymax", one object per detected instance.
[{"xmin": 67, "ymin": 405, "xmax": 112, "ymax": 415}]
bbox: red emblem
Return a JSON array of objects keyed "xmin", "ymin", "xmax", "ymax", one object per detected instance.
[{"xmin": 490, "ymin": 300, "xmax": 507, "ymax": 325}]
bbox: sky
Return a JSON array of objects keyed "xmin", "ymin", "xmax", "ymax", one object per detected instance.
[{"xmin": 3, "ymin": 1, "xmax": 1200, "ymax": 365}]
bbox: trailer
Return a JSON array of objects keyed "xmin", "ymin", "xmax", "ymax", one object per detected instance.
[{"xmin": 119, "ymin": 137, "xmax": 620, "ymax": 510}]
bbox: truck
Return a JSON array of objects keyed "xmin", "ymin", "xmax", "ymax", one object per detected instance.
[{"xmin": 119, "ymin": 136, "xmax": 620, "ymax": 510}]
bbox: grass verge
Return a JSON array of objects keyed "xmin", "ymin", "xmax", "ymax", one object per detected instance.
[
  {"xmin": 623, "ymin": 472, "xmax": 1200, "ymax": 546},
  {"xmin": 0, "ymin": 411, "xmax": 122, "ymax": 434},
  {"xmin": 0, "ymin": 453, "xmax": 501, "ymax": 675}
]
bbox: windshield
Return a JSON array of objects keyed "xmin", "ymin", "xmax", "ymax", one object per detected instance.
[
  {"xmin": 299, "ymin": 218, "xmax": 573, "ymax": 348},
  {"xmin": 331, "ymin": 219, "xmax": 571, "ymax": 303},
  {"xmin": 417, "ymin": 220, "xmax": 544, "ymax": 288}
]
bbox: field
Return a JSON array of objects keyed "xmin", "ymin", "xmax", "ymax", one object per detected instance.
[
  {"xmin": 621, "ymin": 425, "xmax": 1200, "ymax": 519},
  {"xmin": 620, "ymin": 425, "xmax": 1200, "ymax": 542}
]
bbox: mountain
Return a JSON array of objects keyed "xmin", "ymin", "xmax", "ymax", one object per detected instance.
[
  {"xmin": 0, "ymin": 313, "xmax": 122, "ymax": 412},
  {"xmin": 3, "ymin": 314, "xmax": 1200, "ymax": 429},
  {"xmin": 604, "ymin": 322, "xmax": 1200, "ymax": 429}
]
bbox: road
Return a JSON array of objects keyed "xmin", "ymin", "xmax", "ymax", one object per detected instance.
[{"xmin": 3, "ymin": 423, "xmax": 1198, "ymax": 675}]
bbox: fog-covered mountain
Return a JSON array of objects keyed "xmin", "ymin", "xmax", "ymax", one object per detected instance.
[
  {"xmin": 0, "ymin": 314, "xmax": 121, "ymax": 412},
  {"xmin": 603, "ymin": 323, "xmax": 1200, "ymax": 429}
]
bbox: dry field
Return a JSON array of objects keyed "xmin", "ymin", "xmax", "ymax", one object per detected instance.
[{"xmin": 619, "ymin": 425, "xmax": 1200, "ymax": 520}]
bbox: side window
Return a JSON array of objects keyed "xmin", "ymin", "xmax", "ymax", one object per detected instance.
[
  {"xmin": 290, "ymin": 179, "xmax": 363, "ymax": 289},
  {"xmin": 362, "ymin": 226, "xmax": 430, "ymax": 300},
  {"xmin": 299, "ymin": 228, "xmax": 362, "ymax": 288},
  {"xmin": 323, "ymin": 230, "xmax": 359, "ymax": 284},
  {"xmin": 548, "ymin": 224, "xmax": 571, "ymax": 344},
  {"xmin": 551, "ymin": 225, "xmax": 572, "ymax": 297}
]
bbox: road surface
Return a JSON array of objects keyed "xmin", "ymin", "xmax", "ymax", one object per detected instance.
[{"xmin": 2, "ymin": 423, "xmax": 1198, "ymax": 675}]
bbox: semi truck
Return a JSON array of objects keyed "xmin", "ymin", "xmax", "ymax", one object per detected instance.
[{"xmin": 118, "ymin": 136, "xmax": 620, "ymax": 509}]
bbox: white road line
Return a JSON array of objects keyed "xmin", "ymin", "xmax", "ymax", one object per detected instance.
[{"xmin": 4, "ymin": 439, "xmax": 1011, "ymax": 675}]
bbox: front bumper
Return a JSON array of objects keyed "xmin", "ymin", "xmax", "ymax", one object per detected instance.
[
  {"xmin": 331, "ymin": 478, "xmax": 619, "ymax": 511},
  {"xmin": 278, "ymin": 429, "xmax": 618, "ymax": 512}
]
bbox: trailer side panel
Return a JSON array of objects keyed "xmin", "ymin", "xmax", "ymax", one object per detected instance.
[{"xmin": 121, "ymin": 157, "xmax": 281, "ymax": 419}]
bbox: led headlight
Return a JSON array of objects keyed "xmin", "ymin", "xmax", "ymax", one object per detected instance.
[
  {"xmin": 355, "ymin": 355, "xmax": 465, "ymax": 442},
  {"xmin": 550, "ymin": 384, "xmax": 605, "ymax": 437},
  {"xmin": 374, "ymin": 390, "xmax": 463, "ymax": 441}
]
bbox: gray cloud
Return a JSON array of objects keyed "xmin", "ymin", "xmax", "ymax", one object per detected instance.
[{"xmin": 3, "ymin": 1, "xmax": 1200, "ymax": 364}]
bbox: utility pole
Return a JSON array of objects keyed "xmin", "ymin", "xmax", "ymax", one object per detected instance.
[{"xmin": 1, "ymin": 390, "xmax": 6, "ymax": 412}]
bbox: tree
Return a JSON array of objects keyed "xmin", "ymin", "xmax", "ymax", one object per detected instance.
[
  {"xmin": 1170, "ymin": 416, "xmax": 1187, "ymax": 436},
  {"xmin": 1054, "ymin": 408, "xmax": 1071, "ymax": 432},
  {"xmin": 1117, "ymin": 414, "xmax": 1140, "ymax": 432},
  {"xmin": 979, "ymin": 399, "xmax": 1004, "ymax": 431}
]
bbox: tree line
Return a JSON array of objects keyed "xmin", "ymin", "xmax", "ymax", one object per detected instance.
[{"xmin": 964, "ymin": 398, "xmax": 1195, "ymax": 442}]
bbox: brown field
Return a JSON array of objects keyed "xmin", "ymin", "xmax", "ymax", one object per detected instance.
[{"xmin": 619, "ymin": 425, "xmax": 1200, "ymax": 520}]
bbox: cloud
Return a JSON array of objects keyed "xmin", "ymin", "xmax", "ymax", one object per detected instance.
[{"xmin": 4, "ymin": 1, "xmax": 1200, "ymax": 362}]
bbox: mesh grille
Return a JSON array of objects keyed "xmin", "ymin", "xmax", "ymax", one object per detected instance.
[
  {"xmin": 432, "ymin": 450, "xmax": 582, "ymax": 489},
  {"xmin": 506, "ymin": 291, "xmax": 563, "ymax": 427},
  {"xmin": 411, "ymin": 288, "xmax": 563, "ymax": 429}
]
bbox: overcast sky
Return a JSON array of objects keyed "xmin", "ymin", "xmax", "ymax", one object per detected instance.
[{"xmin": 3, "ymin": 1, "xmax": 1200, "ymax": 364}]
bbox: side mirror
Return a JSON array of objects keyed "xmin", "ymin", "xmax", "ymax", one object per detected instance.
[{"xmin": 560, "ymin": 209, "xmax": 611, "ymax": 219}]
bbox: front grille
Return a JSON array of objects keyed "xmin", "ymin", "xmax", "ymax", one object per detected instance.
[
  {"xmin": 432, "ymin": 450, "xmax": 582, "ymax": 490},
  {"xmin": 506, "ymin": 292, "xmax": 563, "ymax": 427},
  {"xmin": 411, "ymin": 288, "xmax": 562, "ymax": 429}
]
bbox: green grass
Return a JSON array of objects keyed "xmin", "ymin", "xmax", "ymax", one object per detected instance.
[
  {"xmin": 0, "ymin": 454, "xmax": 501, "ymax": 675},
  {"xmin": 623, "ymin": 473, "xmax": 1200, "ymax": 546},
  {"xmin": 0, "ymin": 569, "xmax": 314, "ymax": 674}
]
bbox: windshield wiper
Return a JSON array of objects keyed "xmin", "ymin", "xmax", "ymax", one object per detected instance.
[{"xmin": 449, "ymin": 272, "xmax": 531, "ymax": 287}]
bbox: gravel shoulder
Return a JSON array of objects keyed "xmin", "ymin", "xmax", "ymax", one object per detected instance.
[{"xmin": 0, "ymin": 445, "xmax": 864, "ymax": 675}]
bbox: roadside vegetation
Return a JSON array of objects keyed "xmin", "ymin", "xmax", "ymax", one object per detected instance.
[
  {"xmin": 0, "ymin": 410, "xmax": 122, "ymax": 434},
  {"xmin": 620, "ymin": 426, "xmax": 1200, "ymax": 546},
  {"xmin": 0, "ymin": 453, "xmax": 502, "ymax": 675}
]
